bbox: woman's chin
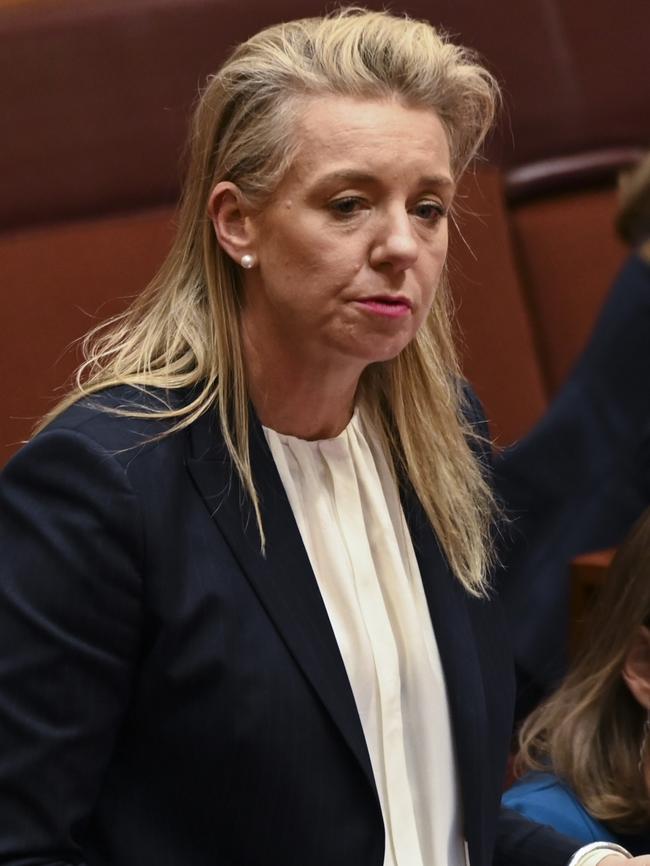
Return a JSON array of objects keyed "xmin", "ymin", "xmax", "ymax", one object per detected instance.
[{"xmin": 354, "ymin": 336, "xmax": 414, "ymax": 366}]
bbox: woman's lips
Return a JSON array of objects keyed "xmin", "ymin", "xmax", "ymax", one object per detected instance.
[{"xmin": 354, "ymin": 297, "xmax": 412, "ymax": 318}]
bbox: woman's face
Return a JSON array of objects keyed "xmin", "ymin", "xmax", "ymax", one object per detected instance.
[{"xmin": 241, "ymin": 95, "xmax": 454, "ymax": 376}]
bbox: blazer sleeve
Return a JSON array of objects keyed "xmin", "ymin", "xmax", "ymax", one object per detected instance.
[
  {"xmin": 0, "ymin": 428, "xmax": 144, "ymax": 865},
  {"xmin": 494, "ymin": 806, "xmax": 582, "ymax": 866},
  {"xmin": 460, "ymin": 387, "xmax": 583, "ymax": 866}
]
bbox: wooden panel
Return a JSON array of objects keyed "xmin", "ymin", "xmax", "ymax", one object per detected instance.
[
  {"xmin": 0, "ymin": 206, "xmax": 175, "ymax": 466},
  {"xmin": 511, "ymin": 186, "xmax": 629, "ymax": 393},
  {"xmin": 450, "ymin": 167, "xmax": 548, "ymax": 445}
]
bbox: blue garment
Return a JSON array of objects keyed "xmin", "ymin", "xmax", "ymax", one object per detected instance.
[
  {"xmin": 504, "ymin": 772, "xmax": 650, "ymax": 855},
  {"xmin": 503, "ymin": 773, "xmax": 617, "ymax": 844}
]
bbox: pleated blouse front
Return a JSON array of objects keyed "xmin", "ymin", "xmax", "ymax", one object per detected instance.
[{"xmin": 263, "ymin": 410, "xmax": 465, "ymax": 866}]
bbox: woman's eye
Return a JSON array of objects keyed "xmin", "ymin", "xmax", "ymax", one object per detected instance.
[
  {"xmin": 413, "ymin": 200, "xmax": 445, "ymax": 221},
  {"xmin": 329, "ymin": 196, "xmax": 364, "ymax": 216}
]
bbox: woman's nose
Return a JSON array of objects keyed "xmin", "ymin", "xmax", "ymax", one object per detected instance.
[{"xmin": 369, "ymin": 210, "xmax": 419, "ymax": 271}]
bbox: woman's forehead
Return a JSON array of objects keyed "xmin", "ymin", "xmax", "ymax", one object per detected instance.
[{"xmin": 287, "ymin": 95, "xmax": 452, "ymax": 185}]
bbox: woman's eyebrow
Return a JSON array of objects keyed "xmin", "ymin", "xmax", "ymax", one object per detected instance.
[
  {"xmin": 310, "ymin": 169, "xmax": 455, "ymax": 192},
  {"xmin": 309, "ymin": 170, "xmax": 377, "ymax": 190}
]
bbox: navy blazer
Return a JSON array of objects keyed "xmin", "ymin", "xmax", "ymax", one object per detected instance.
[{"xmin": 0, "ymin": 387, "xmax": 578, "ymax": 866}]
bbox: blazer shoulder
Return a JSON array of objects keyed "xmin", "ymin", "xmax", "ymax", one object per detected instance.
[{"xmin": 37, "ymin": 385, "xmax": 192, "ymax": 465}]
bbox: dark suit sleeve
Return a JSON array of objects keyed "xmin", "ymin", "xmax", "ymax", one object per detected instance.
[
  {"xmin": 494, "ymin": 806, "xmax": 581, "ymax": 866},
  {"xmin": 492, "ymin": 253, "xmax": 650, "ymax": 703},
  {"xmin": 459, "ymin": 391, "xmax": 583, "ymax": 865},
  {"xmin": 0, "ymin": 428, "xmax": 144, "ymax": 864}
]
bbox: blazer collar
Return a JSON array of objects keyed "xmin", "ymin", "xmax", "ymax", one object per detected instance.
[{"xmin": 186, "ymin": 407, "xmax": 489, "ymax": 851}]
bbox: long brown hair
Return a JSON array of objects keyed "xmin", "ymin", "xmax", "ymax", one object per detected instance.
[
  {"xmin": 37, "ymin": 7, "xmax": 500, "ymax": 594},
  {"xmin": 515, "ymin": 508, "xmax": 650, "ymax": 831}
]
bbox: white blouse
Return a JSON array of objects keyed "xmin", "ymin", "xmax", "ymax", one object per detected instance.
[{"xmin": 263, "ymin": 410, "xmax": 465, "ymax": 866}]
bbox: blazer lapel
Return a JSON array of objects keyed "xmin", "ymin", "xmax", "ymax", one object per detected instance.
[
  {"xmin": 185, "ymin": 410, "xmax": 376, "ymax": 795},
  {"xmin": 403, "ymin": 485, "xmax": 489, "ymax": 865}
]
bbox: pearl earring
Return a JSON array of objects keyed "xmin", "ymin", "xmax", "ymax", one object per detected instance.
[{"xmin": 240, "ymin": 253, "xmax": 256, "ymax": 270}]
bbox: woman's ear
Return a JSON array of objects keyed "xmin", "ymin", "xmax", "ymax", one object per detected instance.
[
  {"xmin": 208, "ymin": 181, "xmax": 257, "ymax": 265},
  {"xmin": 622, "ymin": 626, "xmax": 650, "ymax": 709}
]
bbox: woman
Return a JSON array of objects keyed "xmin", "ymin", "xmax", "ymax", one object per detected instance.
[
  {"xmin": 0, "ymin": 8, "xmax": 643, "ymax": 866},
  {"xmin": 504, "ymin": 507, "xmax": 650, "ymax": 855}
]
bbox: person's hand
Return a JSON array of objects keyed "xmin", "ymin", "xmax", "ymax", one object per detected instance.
[{"xmin": 600, "ymin": 857, "xmax": 650, "ymax": 865}]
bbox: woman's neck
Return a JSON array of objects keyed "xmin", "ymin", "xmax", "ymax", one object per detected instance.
[{"xmin": 242, "ymin": 329, "xmax": 363, "ymax": 440}]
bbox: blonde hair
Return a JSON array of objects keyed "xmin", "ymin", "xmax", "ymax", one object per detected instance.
[
  {"xmin": 515, "ymin": 508, "xmax": 650, "ymax": 831},
  {"xmin": 38, "ymin": 7, "xmax": 500, "ymax": 594}
]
